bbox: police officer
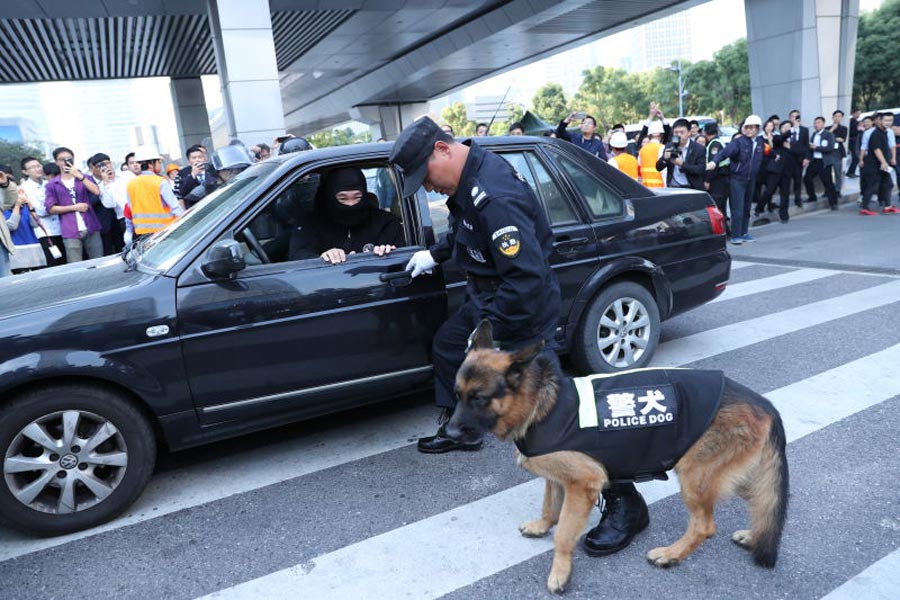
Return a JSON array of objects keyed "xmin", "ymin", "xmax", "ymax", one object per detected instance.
[
  {"xmin": 704, "ymin": 122, "xmax": 731, "ymax": 236},
  {"xmin": 388, "ymin": 116, "xmax": 561, "ymax": 453}
]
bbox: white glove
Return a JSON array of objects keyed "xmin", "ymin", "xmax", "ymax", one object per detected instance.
[
  {"xmin": 123, "ymin": 228, "xmax": 133, "ymax": 246},
  {"xmin": 405, "ymin": 250, "xmax": 437, "ymax": 278}
]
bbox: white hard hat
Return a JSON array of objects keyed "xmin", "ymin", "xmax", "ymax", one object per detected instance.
[
  {"xmin": 744, "ymin": 114, "xmax": 762, "ymax": 127},
  {"xmin": 133, "ymin": 144, "xmax": 161, "ymax": 162},
  {"xmin": 648, "ymin": 120, "xmax": 665, "ymax": 135},
  {"xmin": 610, "ymin": 131, "xmax": 628, "ymax": 149}
]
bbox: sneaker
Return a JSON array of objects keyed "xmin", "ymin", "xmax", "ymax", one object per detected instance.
[
  {"xmin": 883, "ymin": 206, "xmax": 900, "ymax": 214},
  {"xmin": 859, "ymin": 209, "xmax": 878, "ymax": 216},
  {"xmin": 741, "ymin": 234, "xmax": 755, "ymax": 242},
  {"xmin": 729, "ymin": 237, "xmax": 743, "ymax": 245}
]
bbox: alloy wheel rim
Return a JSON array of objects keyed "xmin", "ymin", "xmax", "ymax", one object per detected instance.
[
  {"xmin": 595, "ymin": 296, "xmax": 651, "ymax": 368},
  {"xmin": 3, "ymin": 410, "xmax": 128, "ymax": 515}
]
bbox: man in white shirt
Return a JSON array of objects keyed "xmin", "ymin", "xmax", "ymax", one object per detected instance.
[
  {"xmin": 96, "ymin": 155, "xmax": 134, "ymax": 252},
  {"xmin": 19, "ymin": 156, "xmax": 65, "ymax": 266}
]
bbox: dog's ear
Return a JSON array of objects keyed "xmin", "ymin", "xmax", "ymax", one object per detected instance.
[
  {"xmin": 467, "ymin": 319, "xmax": 494, "ymax": 352},
  {"xmin": 505, "ymin": 340, "xmax": 544, "ymax": 389}
]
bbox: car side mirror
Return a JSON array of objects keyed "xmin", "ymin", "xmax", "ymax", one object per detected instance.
[{"xmin": 202, "ymin": 239, "xmax": 246, "ymax": 279}]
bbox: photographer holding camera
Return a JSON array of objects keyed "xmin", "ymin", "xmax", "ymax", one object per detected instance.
[
  {"xmin": 655, "ymin": 118, "xmax": 707, "ymax": 190},
  {"xmin": 556, "ymin": 111, "xmax": 607, "ymax": 160}
]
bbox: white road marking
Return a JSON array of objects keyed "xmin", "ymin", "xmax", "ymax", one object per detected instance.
[
  {"xmin": 196, "ymin": 343, "xmax": 900, "ymax": 600},
  {"xmin": 819, "ymin": 548, "xmax": 900, "ymax": 600},
  {"xmin": 710, "ymin": 268, "xmax": 836, "ymax": 303},
  {"xmin": 653, "ymin": 278, "xmax": 900, "ymax": 366}
]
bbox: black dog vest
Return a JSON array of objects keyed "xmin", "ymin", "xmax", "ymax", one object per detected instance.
[{"xmin": 514, "ymin": 369, "xmax": 725, "ymax": 482}]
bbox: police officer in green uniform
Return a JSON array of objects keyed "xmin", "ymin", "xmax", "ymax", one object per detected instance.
[{"xmin": 389, "ymin": 116, "xmax": 561, "ymax": 453}]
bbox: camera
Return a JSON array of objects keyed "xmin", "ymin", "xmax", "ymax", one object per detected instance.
[{"xmin": 664, "ymin": 135, "xmax": 682, "ymax": 158}]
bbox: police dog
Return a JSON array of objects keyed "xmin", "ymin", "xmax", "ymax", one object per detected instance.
[{"xmin": 446, "ymin": 320, "xmax": 788, "ymax": 594}]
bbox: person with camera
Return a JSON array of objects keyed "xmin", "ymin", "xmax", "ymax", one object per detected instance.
[
  {"xmin": 175, "ymin": 144, "xmax": 217, "ymax": 207},
  {"xmin": 556, "ymin": 111, "xmax": 607, "ymax": 159},
  {"xmin": 654, "ymin": 118, "xmax": 707, "ymax": 190},
  {"xmin": 44, "ymin": 147, "xmax": 104, "ymax": 262}
]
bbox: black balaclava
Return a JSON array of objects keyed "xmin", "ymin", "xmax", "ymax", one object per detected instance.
[{"xmin": 324, "ymin": 167, "xmax": 370, "ymax": 227}]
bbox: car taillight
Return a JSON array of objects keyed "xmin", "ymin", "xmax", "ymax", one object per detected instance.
[{"xmin": 706, "ymin": 205, "xmax": 726, "ymax": 235}]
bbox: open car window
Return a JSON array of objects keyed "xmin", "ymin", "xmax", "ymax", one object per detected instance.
[{"xmin": 235, "ymin": 163, "xmax": 409, "ymax": 267}]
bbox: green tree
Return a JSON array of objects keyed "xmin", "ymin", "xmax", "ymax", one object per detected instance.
[
  {"xmin": 440, "ymin": 102, "xmax": 476, "ymax": 136},
  {"xmin": 681, "ymin": 38, "xmax": 750, "ymax": 124},
  {"xmin": 853, "ymin": 0, "xmax": 900, "ymax": 110},
  {"xmin": 0, "ymin": 139, "xmax": 48, "ymax": 173},
  {"xmin": 307, "ymin": 127, "xmax": 371, "ymax": 148},
  {"xmin": 532, "ymin": 83, "xmax": 569, "ymax": 124}
]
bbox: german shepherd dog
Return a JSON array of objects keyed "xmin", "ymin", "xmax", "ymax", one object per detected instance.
[{"xmin": 446, "ymin": 320, "xmax": 789, "ymax": 594}]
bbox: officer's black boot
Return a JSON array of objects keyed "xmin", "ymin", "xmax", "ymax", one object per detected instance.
[
  {"xmin": 417, "ymin": 408, "xmax": 483, "ymax": 454},
  {"xmin": 582, "ymin": 482, "xmax": 650, "ymax": 556}
]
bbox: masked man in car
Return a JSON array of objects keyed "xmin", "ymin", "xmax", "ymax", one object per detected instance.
[{"xmin": 389, "ymin": 116, "xmax": 562, "ymax": 453}]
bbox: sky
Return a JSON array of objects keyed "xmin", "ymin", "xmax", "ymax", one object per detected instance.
[{"xmin": 0, "ymin": 0, "xmax": 887, "ymax": 158}]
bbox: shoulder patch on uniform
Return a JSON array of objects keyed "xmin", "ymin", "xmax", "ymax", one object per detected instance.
[{"xmin": 492, "ymin": 225, "xmax": 520, "ymax": 258}]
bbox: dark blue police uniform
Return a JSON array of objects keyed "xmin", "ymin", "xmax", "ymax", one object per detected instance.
[{"xmin": 429, "ymin": 140, "xmax": 561, "ymax": 408}]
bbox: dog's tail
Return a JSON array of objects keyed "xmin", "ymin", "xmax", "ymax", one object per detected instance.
[{"xmin": 748, "ymin": 407, "xmax": 789, "ymax": 568}]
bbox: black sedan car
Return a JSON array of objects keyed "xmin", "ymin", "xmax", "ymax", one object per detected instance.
[{"xmin": 0, "ymin": 137, "xmax": 729, "ymax": 535}]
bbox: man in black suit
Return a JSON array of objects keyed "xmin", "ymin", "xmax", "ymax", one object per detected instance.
[
  {"xmin": 175, "ymin": 144, "xmax": 217, "ymax": 207},
  {"xmin": 804, "ymin": 116, "xmax": 839, "ymax": 209},
  {"xmin": 787, "ymin": 109, "xmax": 810, "ymax": 206},
  {"xmin": 846, "ymin": 109, "xmax": 861, "ymax": 177},
  {"xmin": 829, "ymin": 109, "xmax": 848, "ymax": 193},
  {"xmin": 655, "ymin": 118, "xmax": 707, "ymax": 190}
]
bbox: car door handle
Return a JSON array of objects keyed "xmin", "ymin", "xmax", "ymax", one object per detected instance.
[
  {"xmin": 379, "ymin": 269, "xmax": 414, "ymax": 287},
  {"xmin": 553, "ymin": 237, "xmax": 589, "ymax": 249}
]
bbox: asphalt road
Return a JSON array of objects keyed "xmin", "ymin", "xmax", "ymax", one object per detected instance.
[{"xmin": 1, "ymin": 200, "xmax": 899, "ymax": 600}]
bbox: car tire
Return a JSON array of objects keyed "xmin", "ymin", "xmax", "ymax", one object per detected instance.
[
  {"xmin": 571, "ymin": 281, "xmax": 661, "ymax": 374},
  {"xmin": 0, "ymin": 385, "xmax": 156, "ymax": 536}
]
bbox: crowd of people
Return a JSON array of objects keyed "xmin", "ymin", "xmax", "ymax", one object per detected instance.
[
  {"xmin": 4, "ymin": 104, "xmax": 899, "ymax": 276},
  {"xmin": 439, "ymin": 103, "xmax": 900, "ymax": 245},
  {"xmin": 0, "ymin": 136, "xmax": 298, "ymax": 277}
]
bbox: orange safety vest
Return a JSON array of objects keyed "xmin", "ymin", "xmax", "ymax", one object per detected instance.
[
  {"xmin": 639, "ymin": 142, "xmax": 665, "ymax": 188},
  {"xmin": 127, "ymin": 174, "xmax": 174, "ymax": 235},
  {"xmin": 610, "ymin": 153, "xmax": 640, "ymax": 181}
]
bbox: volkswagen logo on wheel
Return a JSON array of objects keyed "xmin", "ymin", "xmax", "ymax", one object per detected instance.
[{"xmin": 59, "ymin": 454, "xmax": 79, "ymax": 470}]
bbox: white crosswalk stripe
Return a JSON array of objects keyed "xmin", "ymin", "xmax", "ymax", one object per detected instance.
[
  {"xmin": 710, "ymin": 267, "xmax": 837, "ymax": 303},
  {"xmin": 2, "ymin": 263, "xmax": 899, "ymax": 600},
  {"xmin": 820, "ymin": 548, "xmax": 900, "ymax": 600}
]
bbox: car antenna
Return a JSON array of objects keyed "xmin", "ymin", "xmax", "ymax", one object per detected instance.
[{"xmin": 487, "ymin": 85, "xmax": 512, "ymax": 135}]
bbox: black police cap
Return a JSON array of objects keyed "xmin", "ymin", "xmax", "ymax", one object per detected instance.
[{"xmin": 389, "ymin": 116, "xmax": 442, "ymax": 197}]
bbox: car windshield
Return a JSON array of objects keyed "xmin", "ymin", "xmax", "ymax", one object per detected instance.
[{"xmin": 138, "ymin": 162, "xmax": 277, "ymax": 271}]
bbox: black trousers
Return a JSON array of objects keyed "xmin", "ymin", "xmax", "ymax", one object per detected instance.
[
  {"xmin": 432, "ymin": 291, "xmax": 558, "ymax": 409},
  {"xmin": 759, "ymin": 171, "xmax": 791, "ymax": 221},
  {"xmin": 846, "ymin": 137, "xmax": 860, "ymax": 176},
  {"xmin": 804, "ymin": 159, "xmax": 838, "ymax": 207},
  {"xmin": 789, "ymin": 159, "xmax": 805, "ymax": 203},
  {"xmin": 38, "ymin": 235, "xmax": 66, "ymax": 267},
  {"xmin": 707, "ymin": 176, "xmax": 730, "ymax": 235},
  {"xmin": 861, "ymin": 167, "xmax": 892, "ymax": 210}
]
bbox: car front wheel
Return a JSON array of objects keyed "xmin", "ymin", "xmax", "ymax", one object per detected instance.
[
  {"xmin": 0, "ymin": 385, "xmax": 156, "ymax": 536},
  {"xmin": 572, "ymin": 281, "xmax": 661, "ymax": 374}
]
